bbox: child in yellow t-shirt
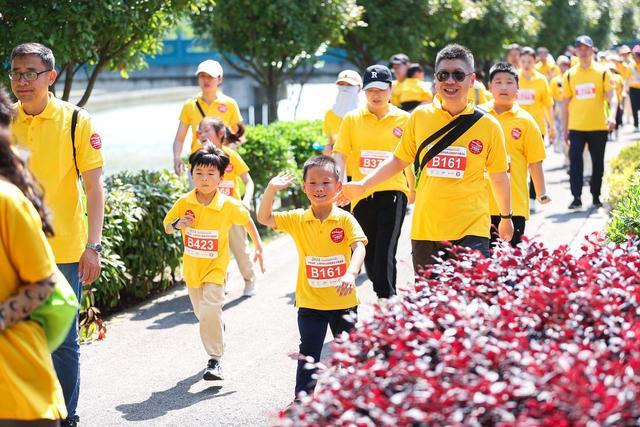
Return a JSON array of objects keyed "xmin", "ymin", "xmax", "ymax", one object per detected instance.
[
  {"xmin": 257, "ymin": 155, "xmax": 367, "ymax": 399},
  {"xmin": 163, "ymin": 144, "xmax": 264, "ymax": 381}
]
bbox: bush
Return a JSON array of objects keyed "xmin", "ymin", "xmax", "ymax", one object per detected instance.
[
  {"xmin": 282, "ymin": 237, "xmax": 640, "ymax": 425},
  {"xmin": 607, "ymin": 141, "xmax": 640, "ymax": 207},
  {"xmin": 608, "ymin": 173, "xmax": 640, "ymax": 243}
]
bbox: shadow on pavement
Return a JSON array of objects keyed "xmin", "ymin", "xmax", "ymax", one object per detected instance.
[
  {"xmin": 115, "ymin": 372, "xmax": 235, "ymax": 421},
  {"xmin": 545, "ymin": 208, "xmax": 594, "ymax": 224}
]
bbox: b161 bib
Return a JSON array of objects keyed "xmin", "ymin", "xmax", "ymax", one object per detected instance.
[
  {"xmin": 360, "ymin": 150, "xmax": 391, "ymax": 175},
  {"xmin": 218, "ymin": 180, "xmax": 235, "ymax": 196},
  {"xmin": 305, "ymin": 255, "xmax": 347, "ymax": 288},
  {"xmin": 426, "ymin": 146, "xmax": 467, "ymax": 179},
  {"xmin": 185, "ymin": 228, "xmax": 219, "ymax": 259}
]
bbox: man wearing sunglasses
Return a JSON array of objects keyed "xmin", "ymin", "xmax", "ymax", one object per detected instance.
[
  {"xmin": 9, "ymin": 42, "xmax": 105, "ymax": 427},
  {"xmin": 339, "ymin": 44, "xmax": 513, "ymax": 273}
]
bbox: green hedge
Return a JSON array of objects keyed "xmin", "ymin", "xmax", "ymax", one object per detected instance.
[
  {"xmin": 606, "ymin": 141, "xmax": 640, "ymax": 207},
  {"xmin": 608, "ymin": 173, "xmax": 640, "ymax": 243}
]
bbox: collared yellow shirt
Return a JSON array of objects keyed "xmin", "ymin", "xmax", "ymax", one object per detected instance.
[
  {"xmin": 616, "ymin": 62, "xmax": 632, "ymax": 83},
  {"xmin": 468, "ymin": 80, "xmax": 492, "ymax": 106},
  {"xmin": 612, "ymin": 73, "xmax": 625, "ymax": 103},
  {"xmin": 399, "ymin": 78, "xmax": 433, "ymax": 104},
  {"xmin": 11, "ymin": 93, "xmax": 104, "ymax": 263},
  {"xmin": 518, "ymin": 70, "xmax": 553, "ymax": 135},
  {"xmin": 562, "ymin": 63, "xmax": 614, "ymax": 131},
  {"xmin": 0, "ymin": 180, "xmax": 66, "ymax": 420},
  {"xmin": 333, "ymin": 106, "xmax": 410, "ymax": 208},
  {"xmin": 163, "ymin": 190, "xmax": 250, "ymax": 287},
  {"xmin": 391, "ymin": 79, "xmax": 405, "ymax": 107},
  {"xmin": 323, "ymin": 109, "xmax": 356, "ymax": 177},
  {"xmin": 394, "ymin": 99, "xmax": 508, "ymax": 241},
  {"xmin": 481, "ymin": 102, "xmax": 546, "ymax": 219},
  {"xmin": 274, "ymin": 206, "xmax": 367, "ymax": 310},
  {"xmin": 179, "ymin": 93, "xmax": 243, "ymax": 154},
  {"xmin": 218, "ymin": 145, "xmax": 249, "ymax": 200},
  {"xmin": 629, "ymin": 62, "xmax": 640, "ymax": 89},
  {"xmin": 535, "ymin": 60, "xmax": 560, "ymax": 81}
]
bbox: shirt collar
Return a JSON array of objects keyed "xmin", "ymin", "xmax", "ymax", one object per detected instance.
[
  {"xmin": 433, "ymin": 94, "xmax": 475, "ymax": 119},
  {"xmin": 16, "ymin": 92, "xmax": 56, "ymax": 121},
  {"xmin": 361, "ymin": 105, "xmax": 405, "ymax": 120},
  {"xmin": 186, "ymin": 189, "xmax": 224, "ymax": 211},
  {"xmin": 484, "ymin": 100, "xmax": 520, "ymax": 117},
  {"xmin": 302, "ymin": 206, "xmax": 340, "ymax": 222}
]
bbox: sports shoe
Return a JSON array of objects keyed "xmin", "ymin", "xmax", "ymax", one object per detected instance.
[
  {"xmin": 203, "ymin": 359, "xmax": 223, "ymax": 381},
  {"xmin": 568, "ymin": 198, "xmax": 582, "ymax": 210},
  {"xmin": 61, "ymin": 419, "xmax": 78, "ymax": 427},
  {"xmin": 593, "ymin": 198, "xmax": 603, "ymax": 209},
  {"xmin": 243, "ymin": 283, "xmax": 256, "ymax": 297}
]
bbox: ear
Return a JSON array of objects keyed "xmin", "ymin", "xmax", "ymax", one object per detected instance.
[
  {"xmin": 48, "ymin": 69, "xmax": 58, "ymax": 86},
  {"xmin": 335, "ymin": 179, "xmax": 343, "ymax": 193},
  {"xmin": 470, "ymin": 73, "xmax": 476, "ymax": 86}
]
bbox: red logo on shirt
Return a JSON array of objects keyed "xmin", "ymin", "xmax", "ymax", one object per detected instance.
[
  {"xmin": 468, "ymin": 140, "xmax": 483, "ymax": 154},
  {"xmin": 89, "ymin": 133, "xmax": 102, "ymax": 150},
  {"xmin": 185, "ymin": 209, "xmax": 195, "ymax": 220},
  {"xmin": 218, "ymin": 104, "xmax": 228, "ymax": 113},
  {"xmin": 511, "ymin": 128, "xmax": 522, "ymax": 140},
  {"xmin": 393, "ymin": 127, "xmax": 403, "ymax": 137},
  {"xmin": 330, "ymin": 228, "xmax": 345, "ymax": 243}
]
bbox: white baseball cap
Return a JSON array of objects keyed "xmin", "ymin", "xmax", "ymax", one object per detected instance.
[
  {"xmin": 195, "ymin": 60, "xmax": 223, "ymax": 78},
  {"xmin": 336, "ymin": 70, "xmax": 362, "ymax": 86}
]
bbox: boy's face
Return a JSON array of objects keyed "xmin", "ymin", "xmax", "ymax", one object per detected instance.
[
  {"xmin": 192, "ymin": 164, "xmax": 222, "ymax": 195},
  {"xmin": 198, "ymin": 122, "xmax": 222, "ymax": 144},
  {"xmin": 489, "ymin": 72, "xmax": 518, "ymax": 106},
  {"xmin": 302, "ymin": 166, "xmax": 342, "ymax": 208},
  {"xmin": 520, "ymin": 54, "xmax": 535, "ymax": 71}
]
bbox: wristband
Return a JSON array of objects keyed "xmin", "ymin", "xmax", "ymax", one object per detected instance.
[
  {"xmin": 499, "ymin": 211, "xmax": 513, "ymax": 219},
  {"xmin": 538, "ymin": 194, "xmax": 550, "ymax": 202},
  {"xmin": 170, "ymin": 218, "xmax": 181, "ymax": 230}
]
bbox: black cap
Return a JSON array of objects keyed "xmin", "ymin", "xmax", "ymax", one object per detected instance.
[
  {"xmin": 389, "ymin": 53, "xmax": 409, "ymax": 65},
  {"xmin": 362, "ymin": 65, "xmax": 393, "ymax": 90},
  {"xmin": 575, "ymin": 35, "xmax": 594, "ymax": 48}
]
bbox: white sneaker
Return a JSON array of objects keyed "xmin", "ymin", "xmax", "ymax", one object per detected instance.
[{"xmin": 243, "ymin": 283, "xmax": 256, "ymax": 297}]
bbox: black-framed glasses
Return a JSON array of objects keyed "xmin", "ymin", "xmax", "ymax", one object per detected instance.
[
  {"xmin": 435, "ymin": 70, "xmax": 473, "ymax": 82},
  {"xmin": 8, "ymin": 70, "xmax": 52, "ymax": 82}
]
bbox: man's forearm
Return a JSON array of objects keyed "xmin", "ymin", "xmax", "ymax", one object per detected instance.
[
  {"xmin": 84, "ymin": 169, "xmax": 105, "ymax": 244},
  {"xmin": 361, "ymin": 156, "xmax": 409, "ymax": 192}
]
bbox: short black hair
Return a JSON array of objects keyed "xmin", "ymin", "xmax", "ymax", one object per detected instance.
[
  {"xmin": 489, "ymin": 62, "xmax": 519, "ymax": 84},
  {"xmin": 302, "ymin": 155, "xmax": 340, "ymax": 181},
  {"xmin": 521, "ymin": 47, "xmax": 536, "ymax": 58},
  {"xmin": 189, "ymin": 143, "xmax": 230, "ymax": 176},
  {"xmin": 435, "ymin": 44, "xmax": 474, "ymax": 72},
  {"xmin": 407, "ymin": 63, "xmax": 424, "ymax": 78},
  {"xmin": 0, "ymin": 86, "xmax": 15, "ymax": 128},
  {"xmin": 11, "ymin": 43, "xmax": 55, "ymax": 70}
]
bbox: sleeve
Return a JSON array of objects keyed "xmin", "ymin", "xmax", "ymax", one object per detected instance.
[
  {"xmin": 229, "ymin": 99, "xmax": 243, "ymax": 132},
  {"xmin": 542, "ymin": 79, "xmax": 554, "ymax": 107},
  {"xmin": 230, "ymin": 199, "xmax": 250, "ymax": 226},
  {"xmin": 163, "ymin": 198, "xmax": 184, "ymax": 230},
  {"xmin": 523, "ymin": 120, "xmax": 546, "ymax": 164},
  {"xmin": 273, "ymin": 210, "xmax": 296, "ymax": 233},
  {"xmin": 485, "ymin": 120, "xmax": 508, "ymax": 174},
  {"xmin": 75, "ymin": 110, "xmax": 105, "ymax": 173},
  {"xmin": 344, "ymin": 214, "xmax": 367, "ymax": 247},
  {"xmin": 393, "ymin": 112, "xmax": 417, "ymax": 163},
  {"xmin": 333, "ymin": 114, "xmax": 353, "ymax": 156},
  {"xmin": 604, "ymin": 70, "xmax": 614, "ymax": 92},
  {"xmin": 561, "ymin": 71, "xmax": 572, "ymax": 99},
  {"xmin": 322, "ymin": 111, "xmax": 331, "ymax": 135},
  {"xmin": 231, "ymin": 150, "xmax": 250, "ymax": 175},
  {"xmin": 2, "ymin": 193, "xmax": 55, "ymax": 284},
  {"xmin": 179, "ymin": 100, "xmax": 192, "ymax": 125}
]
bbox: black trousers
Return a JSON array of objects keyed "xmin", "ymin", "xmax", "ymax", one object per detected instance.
[
  {"xmin": 490, "ymin": 215, "xmax": 526, "ymax": 247},
  {"xmin": 630, "ymin": 87, "xmax": 640, "ymax": 128},
  {"xmin": 568, "ymin": 130, "xmax": 608, "ymax": 200},
  {"xmin": 353, "ymin": 191, "xmax": 407, "ymax": 299},
  {"xmin": 411, "ymin": 236, "xmax": 490, "ymax": 276},
  {"xmin": 295, "ymin": 307, "xmax": 357, "ymax": 397}
]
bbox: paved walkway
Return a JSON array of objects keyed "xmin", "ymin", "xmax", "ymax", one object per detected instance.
[{"xmin": 78, "ymin": 126, "xmax": 639, "ymax": 426}]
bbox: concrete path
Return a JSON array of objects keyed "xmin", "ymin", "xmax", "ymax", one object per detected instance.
[{"xmin": 77, "ymin": 126, "xmax": 639, "ymax": 426}]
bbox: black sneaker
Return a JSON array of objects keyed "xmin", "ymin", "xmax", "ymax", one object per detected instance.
[
  {"xmin": 593, "ymin": 198, "xmax": 603, "ymax": 209},
  {"xmin": 203, "ymin": 359, "xmax": 223, "ymax": 381},
  {"xmin": 61, "ymin": 419, "xmax": 78, "ymax": 427},
  {"xmin": 568, "ymin": 198, "xmax": 582, "ymax": 209}
]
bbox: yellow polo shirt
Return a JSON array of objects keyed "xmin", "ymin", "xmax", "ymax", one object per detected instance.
[
  {"xmin": 562, "ymin": 63, "xmax": 614, "ymax": 131},
  {"xmin": 163, "ymin": 190, "xmax": 250, "ymax": 287},
  {"xmin": 217, "ymin": 145, "xmax": 249, "ymax": 200},
  {"xmin": 616, "ymin": 62, "xmax": 632, "ymax": 83},
  {"xmin": 333, "ymin": 106, "xmax": 410, "ymax": 208},
  {"xmin": 11, "ymin": 94, "xmax": 104, "ymax": 263},
  {"xmin": 612, "ymin": 73, "xmax": 625, "ymax": 103},
  {"xmin": 391, "ymin": 79, "xmax": 405, "ymax": 107},
  {"xmin": 482, "ymin": 102, "xmax": 546, "ymax": 219},
  {"xmin": 274, "ymin": 206, "xmax": 367, "ymax": 310},
  {"xmin": 399, "ymin": 78, "xmax": 433, "ymax": 104},
  {"xmin": 323, "ymin": 109, "xmax": 356, "ymax": 177},
  {"xmin": 0, "ymin": 180, "xmax": 66, "ymax": 420},
  {"xmin": 629, "ymin": 62, "xmax": 640, "ymax": 89},
  {"xmin": 179, "ymin": 93, "xmax": 243, "ymax": 154},
  {"xmin": 518, "ymin": 70, "xmax": 553, "ymax": 135},
  {"xmin": 535, "ymin": 60, "xmax": 560, "ymax": 81},
  {"xmin": 394, "ymin": 99, "xmax": 508, "ymax": 241},
  {"xmin": 550, "ymin": 75, "xmax": 564, "ymax": 102},
  {"xmin": 468, "ymin": 80, "xmax": 492, "ymax": 106}
]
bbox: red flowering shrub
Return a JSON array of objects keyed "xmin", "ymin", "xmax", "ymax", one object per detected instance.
[{"xmin": 280, "ymin": 235, "xmax": 640, "ymax": 426}]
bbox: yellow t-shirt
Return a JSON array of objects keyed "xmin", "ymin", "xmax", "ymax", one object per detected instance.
[
  {"xmin": 179, "ymin": 93, "xmax": 243, "ymax": 154},
  {"xmin": 0, "ymin": 180, "xmax": 66, "ymax": 420},
  {"xmin": 468, "ymin": 81, "xmax": 492, "ymax": 106},
  {"xmin": 217, "ymin": 145, "xmax": 249, "ymax": 200},
  {"xmin": 163, "ymin": 190, "xmax": 250, "ymax": 287},
  {"xmin": 517, "ymin": 70, "xmax": 554, "ymax": 135},
  {"xmin": 394, "ymin": 99, "xmax": 508, "ymax": 241},
  {"xmin": 273, "ymin": 206, "xmax": 367, "ymax": 310},
  {"xmin": 612, "ymin": 73, "xmax": 625, "ymax": 103},
  {"xmin": 482, "ymin": 102, "xmax": 546, "ymax": 219},
  {"xmin": 391, "ymin": 79, "xmax": 405, "ymax": 107},
  {"xmin": 562, "ymin": 63, "xmax": 614, "ymax": 131},
  {"xmin": 629, "ymin": 62, "xmax": 640, "ymax": 89},
  {"xmin": 550, "ymin": 75, "xmax": 564, "ymax": 102},
  {"xmin": 616, "ymin": 62, "xmax": 632, "ymax": 83},
  {"xmin": 535, "ymin": 60, "xmax": 560, "ymax": 81},
  {"xmin": 323, "ymin": 109, "xmax": 356, "ymax": 177},
  {"xmin": 11, "ymin": 94, "xmax": 104, "ymax": 263},
  {"xmin": 399, "ymin": 78, "xmax": 433, "ymax": 104},
  {"xmin": 333, "ymin": 106, "xmax": 410, "ymax": 208}
]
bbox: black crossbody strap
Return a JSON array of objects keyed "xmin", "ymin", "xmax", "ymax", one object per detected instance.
[
  {"xmin": 71, "ymin": 108, "xmax": 80, "ymax": 178},
  {"xmin": 413, "ymin": 114, "xmax": 465, "ymax": 174},
  {"xmin": 195, "ymin": 99, "xmax": 206, "ymax": 118}
]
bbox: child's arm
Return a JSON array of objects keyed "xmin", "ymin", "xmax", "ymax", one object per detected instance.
[
  {"xmin": 243, "ymin": 218, "xmax": 265, "ymax": 273},
  {"xmin": 257, "ymin": 172, "xmax": 296, "ymax": 229},
  {"xmin": 165, "ymin": 212, "xmax": 194, "ymax": 234},
  {"xmin": 336, "ymin": 241, "xmax": 366, "ymax": 297},
  {"xmin": 240, "ymin": 172, "xmax": 255, "ymax": 210}
]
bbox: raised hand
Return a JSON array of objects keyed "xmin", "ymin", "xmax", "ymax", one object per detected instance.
[{"xmin": 268, "ymin": 172, "xmax": 297, "ymax": 191}]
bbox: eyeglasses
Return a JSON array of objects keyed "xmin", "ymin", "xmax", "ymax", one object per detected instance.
[
  {"xmin": 8, "ymin": 70, "xmax": 52, "ymax": 82},
  {"xmin": 435, "ymin": 70, "xmax": 473, "ymax": 82}
]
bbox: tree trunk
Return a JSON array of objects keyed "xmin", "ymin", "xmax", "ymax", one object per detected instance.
[
  {"xmin": 265, "ymin": 81, "xmax": 279, "ymax": 123},
  {"xmin": 62, "ymin": 63, "xmax": 74, "ymax": 102},
  {"xmin": 77, "ymin": 60, "xmax": 106, "ymax": 107}
]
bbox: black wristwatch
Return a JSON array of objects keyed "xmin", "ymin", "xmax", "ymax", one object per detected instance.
[
  {"xmin": 86, "ymin": 242, "xmax": 103, "ymax": 253},
  {"xmin": 499, "ymin": 211, "xmax": 513, "ymax": 220},
  {"xmin": 170, "ymin": 217, "xmax": 181, "ymax": 230}
]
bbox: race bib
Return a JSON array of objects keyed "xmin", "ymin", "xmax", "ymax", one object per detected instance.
[
  {"xmin": 517, "ymin": 88, "xmax": 536, "ymax": 105},
  {"xmin": 575, "ymin": 83, "xmax": 596, "ymax": 100},
  {"xmin": 305, "ymin": 255, "xmax": 347, "ymax": 288},
  {"xmin": 185, "ymin": 228, "xmax": 219, "ymax": 259},
  {"xmin": 218, "ymin": 180, "xmax": 235, "ymax": 196},
  {"xmin": 426, "ymin": 146, "xmax": 467, "ymax": 179},
  {"xmin": 360, "ymin": 150, "xmax": 391, "ymax": 175}
]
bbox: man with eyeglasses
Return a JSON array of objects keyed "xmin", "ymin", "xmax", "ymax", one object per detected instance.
[
  {"xmin": 9, "ymin": 42, "xmax": 105, "ymax": 427},
  {"xmin": 339, "ymin": 44, "xmax": 512, "ymax": 273}
]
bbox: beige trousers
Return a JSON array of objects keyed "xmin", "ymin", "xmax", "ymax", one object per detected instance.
[
  {"xmin": 228, "ymin": 224, "xmax": 255, "ymax": 285},
  {"xmin": 187, "ymin": 283, "xmax": 225, "ymax": 360}
]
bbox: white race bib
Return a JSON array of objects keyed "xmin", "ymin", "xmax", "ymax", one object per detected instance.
[
  {"xmin": 517, "ymin": 88, "xmax": 536, "ymax": 105},
  {"xmin": 426, "ymin": 146, "xmax": 467, "ymax": 179},
  {"xmin": 218, "ymin": 180, "xmax": 235, "ymax": 196},
  {"xmin": 359, "ymin": 150, "xmax": 391, "ymax": 175},
  {"xmin": 185, "ymin": 228, "xmax": 219, "ymax": 259},
  {"xmin": 305, "ymin": 255, "xmax": 347, "ymax": 288},
  {"xmin": 575, "ymin": 83, "xmax": 596, "ymax": 100}
]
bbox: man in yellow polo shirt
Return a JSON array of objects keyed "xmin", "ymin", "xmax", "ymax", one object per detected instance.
[
  {"xmin": 562, "ymin": 35, "xmax": 617, "ymax": 210},
  {"xmin": 518, "ymin": 47, "xmax": 555, "ymax": 141},
  {"xmin": 340, "ymin": 44, "xmax": 513, "ymax": 272},
  {"xmin": 9, "ymin": 42, "xmax": 105, "ymax": 427},
  {"xmin": 535, "ymin": 47, "xmax": 560, "ymax": 81},
  {"xmin": 389, "ymin": 53, "xmax": 410, "ymax": 107},
  {"xmin": 333, "ymin": 64, "xmax": 411, "ymax": 299}
]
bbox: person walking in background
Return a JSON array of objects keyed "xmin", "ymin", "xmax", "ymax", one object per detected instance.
[
  {"xmin": 399, "ymin": 63, "xmax": 433, "ymax": 112},
  {"xmin": 535, "ymin": 47, "xmax": 560, "ymax": 81},
  {"xmin": 550, "ymin": 55, "xmax": 572, "ymax": 164},
  {"xmin": 322, "ymin": 69, "xmax": 362, "ymax": 158},
  {"xmin": 389, "ymin": 53, "xmax": 410, "ymax": 108},
  {"xmin": 628, "ymin": 45, "xmax": 640, "ymax": 132}
]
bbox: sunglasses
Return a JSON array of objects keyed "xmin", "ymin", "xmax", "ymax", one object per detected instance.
[{"xmin": 435, "ymin": 70, "xmax": 473, "ymax": 82}]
